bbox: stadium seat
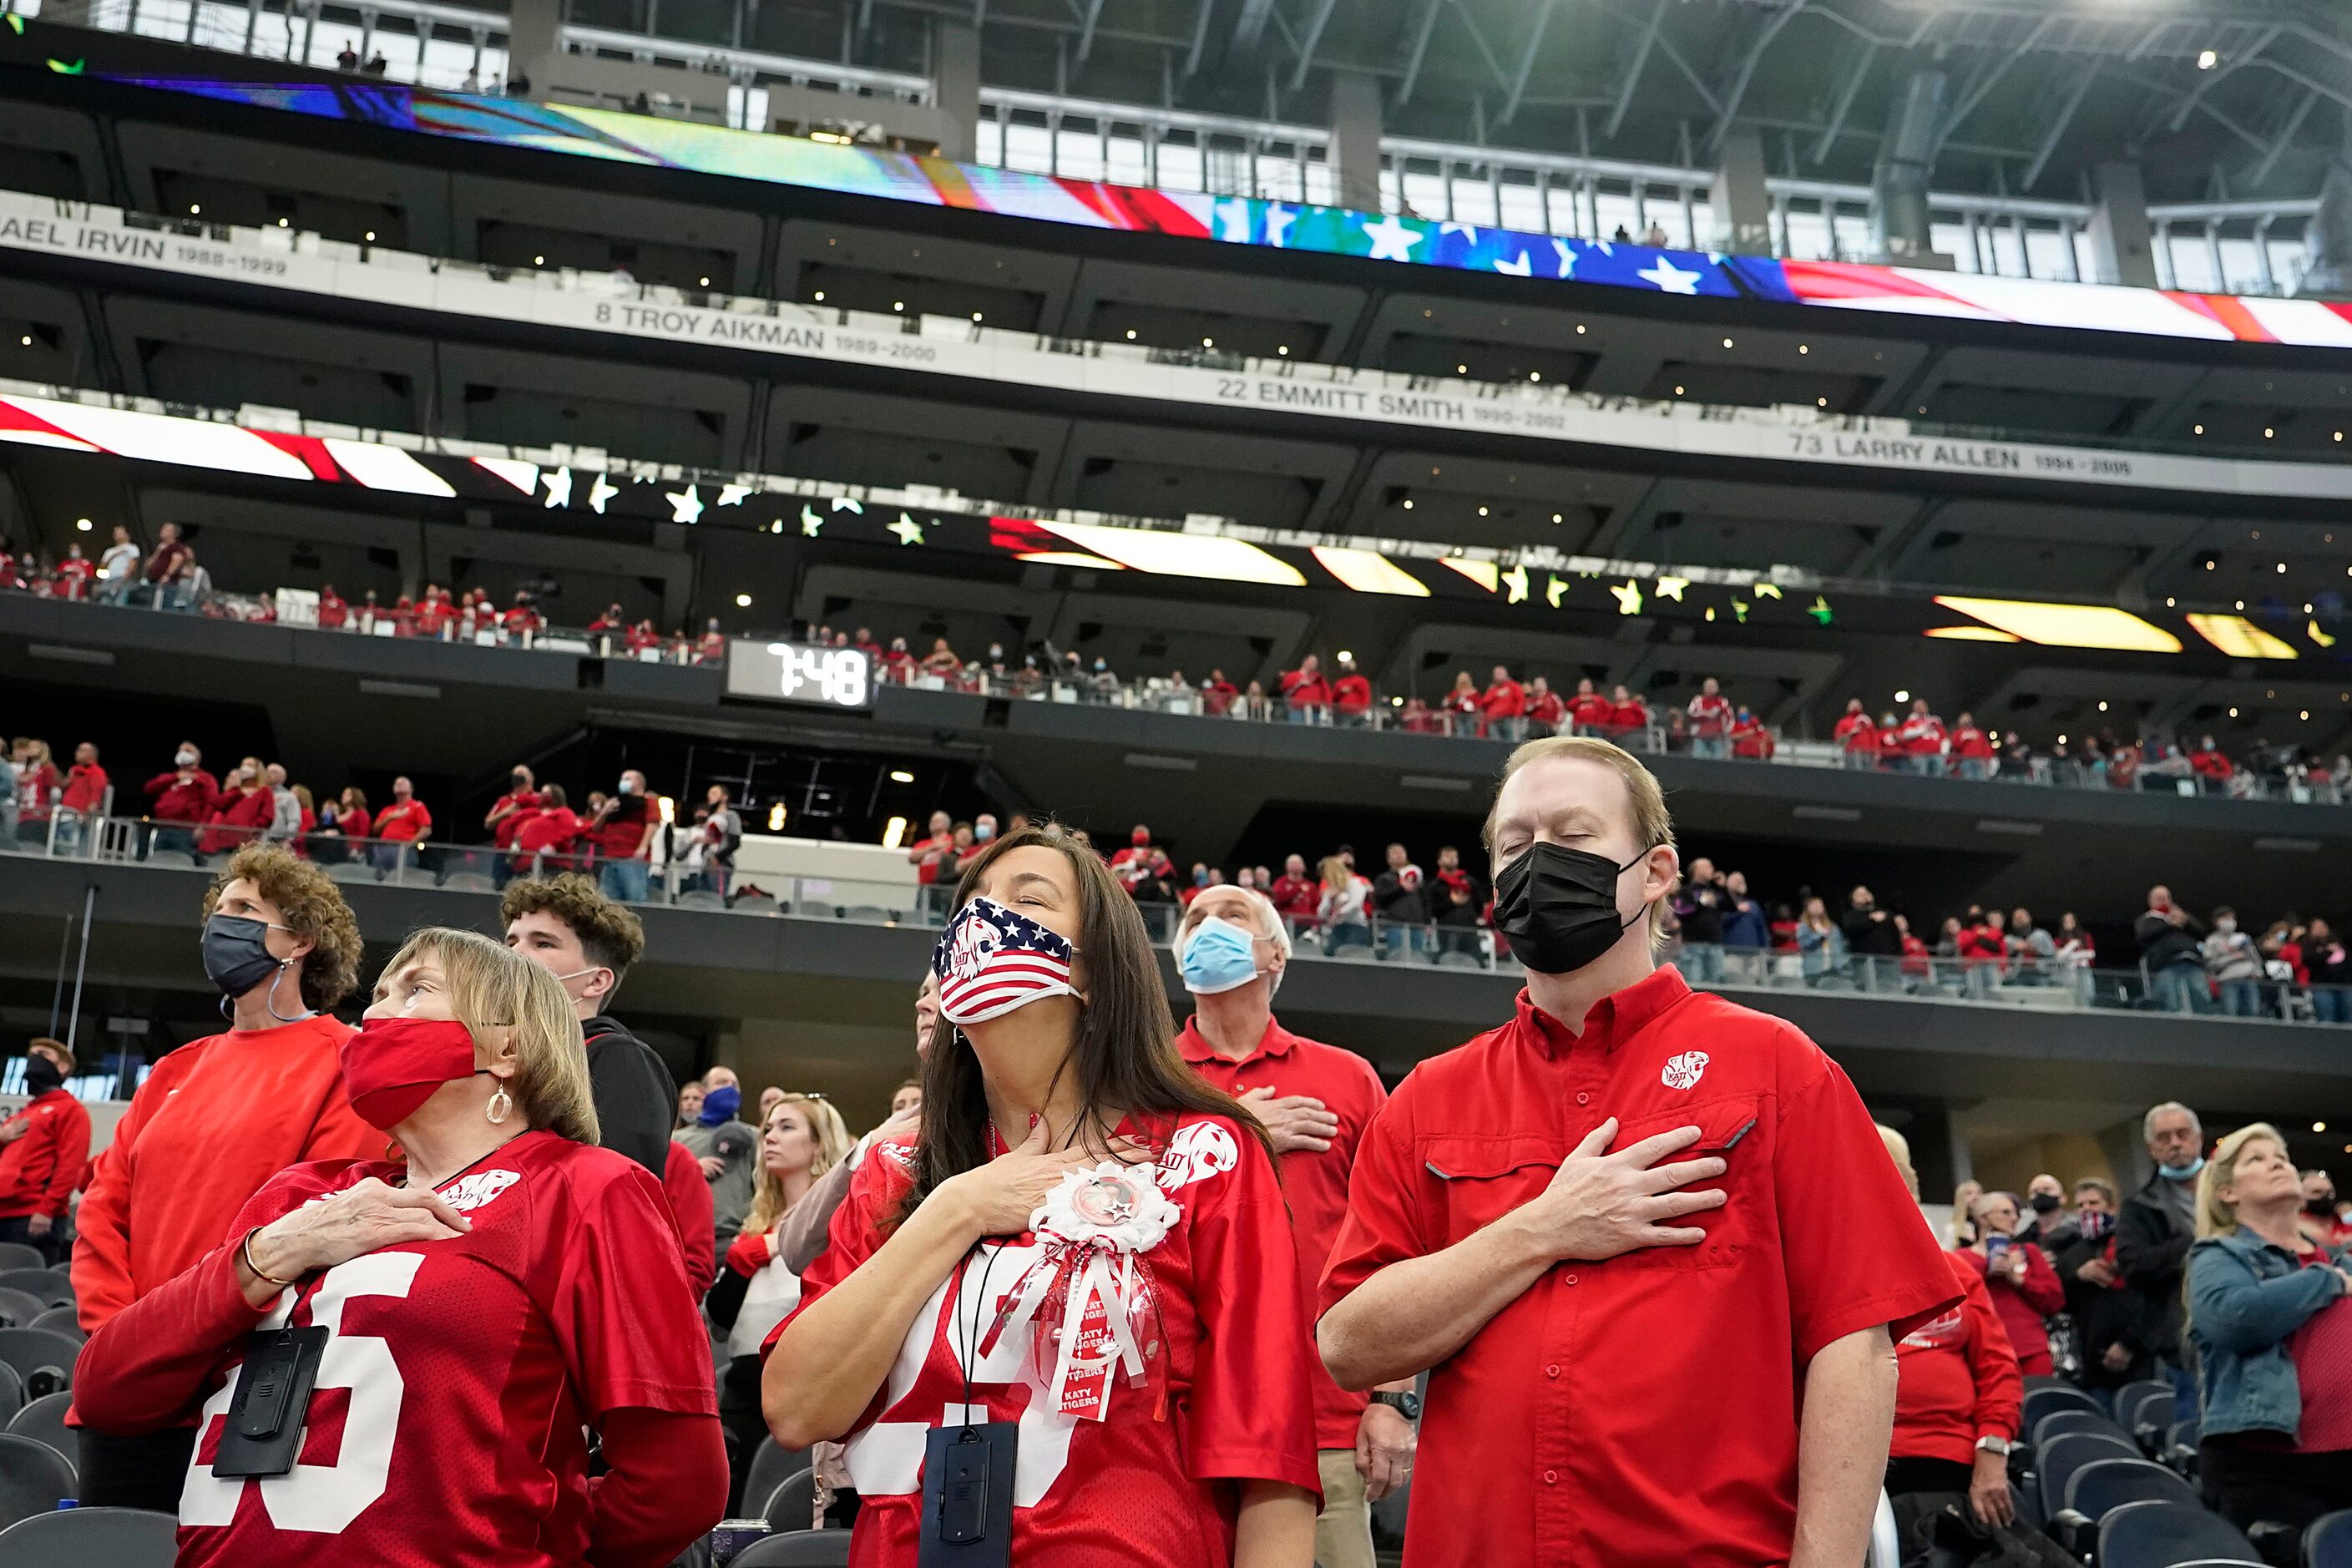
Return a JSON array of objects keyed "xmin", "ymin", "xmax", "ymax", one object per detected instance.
[
  {"xmin": 2034, "ymin": 1408, "xmax": 2128, "ymax": 1449},
  {"xmin": 1434, "ymin": 949, "xmax": 1487, "ymax": 969},
  {"xmin": 741, "ymin": 1438, "xmax": 805, "ymax": 1527},
  {"xmin": 0, "ymin": 1273, "xmax": 71, "ymax": 1313},
  {"xmin": 439, "ymin": 872, "xmax": 497, "ymax": 893},
  {"xmin": 2047, "ymin": 1457, "xmax": 2198, "ymax": 1555},
  {"xmin": 2127, "ymin": 1385, "xmax": 2180, "ymax": 1453},
  {"xmin": 6, "ymin": 1393, "xmax": 73, "ymax": 1469},
  {"xmin": 733, "ymin": 894, "xmax": 781, "ymax": 916},
  {"xmin": 2036, "ymin": 1431, "xmax": 2142, "ymax": 1516},
  {"xmin": 0, "ymin": 1505, "xmax": 175, "ymax": 1566},
  {"xmin": 0, "ymin": 1292, "xmax": 47, "ymax": 1331},
  {"xmin": 0, "ymin": 1332, "xmax": 84, "ymax": 1400},
  {"xmin": 0, "ymin": 1247, "xmax": 41, "ymax": 1275},
  {"xmin": 326, "ymin": 862, "xmax": 379, "ymax": 884},
  {"xmin": 1378, "ymin": 942, "xmax": 1419, "ymax": 963},
  {"xmin": 1336, "ymin": 946, "xmax": 1380, "ymax": 964},
  {"xmin": 2096, "ymin": 1499, "xmax": 2260, "ymax": 1567},
  {"xmin": 0, "ymin": 1432, "xmax": 76, "ymax": 1527},
  {"xmin": 0, "ymin": 1364, "xmax": 20, "ymax": 1426},
  {"xmin": 2022, "ymin": 1383, "xmax": 2104, "ymax": 1430},
  {"xmin": 731, "ymin": 1530, "xmax": 852, "ymax": 1567},
  {"xmin": 25, "ymin": 1313, "xmax": 78, "ymax": 1342},
  {"xmin": 142, "ymin": 851, "xmax": 201, "ymax": 871},
  {"xmin": 793, "ymin": 901, "xmax": 839, "ymax": 919},
  {"xmin": 675, "ymin": 889, "xmax": 726, "ymax": 910},
  {"xmin": 2304, "ymin": 1507, "xmax": 2352, "ymax": 1567},
  {"xmin": 760, "ymin": 1467, "xmax": 817, "ymax": 1530},
  {"xmin": 2164, "ymin": 1418, "xmax": 2202, "ymax": 1475},
  {"xmin": 841, "ymin": 906, "xmax": 888, "ymax": 924}
]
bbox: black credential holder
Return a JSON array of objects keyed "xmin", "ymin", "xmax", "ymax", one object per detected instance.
[
  {"xmin": 212, "ymin": 1324, "xmax": 330, "ymax": 1479},
  {"xmin": 918, "ymin": 1245, "xmax": 1016, "ymax": 1568}
]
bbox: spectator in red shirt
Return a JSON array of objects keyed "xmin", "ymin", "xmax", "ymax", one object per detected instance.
[
  {"xmin": 53, "ymin": 544, "xmax": 94, "ymax": 600},
  {"xmin": 1432, "ymin": 845, "xmax": 1475, "ymax": 905},
  {"xmin": 143, "ymin": 747, "xmax": 220, "ymax": 865},
  {"xmin": 1898, "ymin": 698, "xmax": 1948, "ymax": 776},
  {"xmin": 1441, "ymin": 671, "xmax": 1481, "ymax": 736},
  {"xmin": 588, "ymin": 770, "xmax": 655, "ymax": 903},
  {"xmin": 906, "ymin": 809, "xmax": 955, "ymax": 893},
  {"xmin": 1399, "ymin": 696, "xmax": 1440, "ymax": 733},
  {"xmin": 1686, "ymin": 676, "xmax": 1735, "ymax": 759},
  {"xmin": 1604, "ymin": 683, "xmax": 1650, "ymax": 743},
  {"xmin": 485, "ymin": 765, "xmax": 543, "ymax": 887},
  {"xmin": 316, "ymin": 585, "xmax": 348, "ymax": 630},
  {"xmin": 1955, "ymin": 908, "xmax": 2009, "ymax": 998},
  {"xmin": 315, "ymin": 786, "xmax": 371, "ymax": 865},
  {"xmin": 1728, "ymin": 706, "xmax": 1774, "ymax": 761},
  {"xmin": 2191, "ymin": 733, "xmax": 2234, "ymax": 792},
  {"xmin": 625, "ymin": 619, "xmax": 662, "ymax": 656},
  {"xmin": 0, "ymin": 1036, "xmax": 90, "ymax": 1263},
  {"xmin": 1876, "ymin": 1126, "xmax": 2021, "ymax": 1531},
  {"xmin": 1201, "ymin": 668, "xmax": 1239, "ymax": 718},
  {"xmin": 372, "ymin": 775, "xmax": 434, "ymax": 876},
  {"xmin": 1950, "ymin": 711, "xmax": 1995, "ymax": 781},
  {"xmin": 1330, "ymin": 653, "xmax": 1373, "ymax": 727},
  {"xmin": 880, "ymin": 636, "xmax": 918, "ymax": 682},
  {"xmin": 413, "ymin": 583, "xmax": 454, "ymax": 640},
  {"xmin": 1833, "ymin": 698, "xmax": 1879, "ymax": 770},
  {"xmin": 1566, "ymin": 677, "xmax": 1611, "ymax": 735},
  {"xmin": 1268, "ymin": 852, "xmax": 1320, "ymax": 936},
  {"xmin": 1479, "ymin": 665, "xmax": 1526, "ymax": 742},
  {"xmin": 1878, "ymin": 712, "xmax": 1908, "ymax": 771},
  {"xmin": 503, "ymin": 594, "xmax": 545, "ymax": 641},
  {"xmin": 589, "ymin": 603, "xmax": 626, "ymax": 637},
  {"xmin": 56, "ymin": 740, "xmax": 109, "ymax": 852},
  {"xmin": 1282, "ymin": 654, "xmax": 1333, "ymax": 724},
  {"xmin": 198, "ymin": 760, "xmax": 274, "ymax": 859},
  {"xmin": 1107, "ymin": 823, "xmax": 1156, "ymax": 893},
  {"xmin": 1525, "ymin": 676, "xmax": 1565, "ymax": 736},
  {"xmin": 1955, "ymin": 1191, "xmax": 2066, "ymax": 1376},
  {"xmin": 512, "ymin": 783, "xmax": 583, "ymax": 875}
]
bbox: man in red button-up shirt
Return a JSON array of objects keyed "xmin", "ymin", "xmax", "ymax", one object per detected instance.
[
  {"xmin": 1173, "ymin": 887, "xmax": 1411, "ymax": 1568},
  {"xmin": 1319, "ymin": 735, "xmax": 1960, "ymax": 1568},
  {"xmin": 0, "ymin": 1038, "xmax": 89, "ymax": 1262}
]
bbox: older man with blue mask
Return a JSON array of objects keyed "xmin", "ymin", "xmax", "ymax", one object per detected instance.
[{"xmin": 1172, "ymin": 884, "xmax": 1415, "ymax": 1568}]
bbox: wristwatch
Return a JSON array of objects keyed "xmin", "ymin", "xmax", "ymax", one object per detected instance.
[
  {"xmin": 1975, "ymin": 1435, "xmax": 2015, "ymax": 1457},
  {"xmin": 1371, "ymin": 1391, "xmax": 1422, "ymax": 1421}
]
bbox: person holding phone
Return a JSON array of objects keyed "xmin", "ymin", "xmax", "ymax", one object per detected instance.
[{"xmin": 1956, "ymin": 1191, "xmax": 2066, "ymax": 1375}]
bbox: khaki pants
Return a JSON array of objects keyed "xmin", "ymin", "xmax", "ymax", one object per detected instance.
[{"xmin": 1315, "ymin": 1447, "xmax": 1373, "ymax": 1568}]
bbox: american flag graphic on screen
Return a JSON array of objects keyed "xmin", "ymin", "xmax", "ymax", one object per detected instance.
[{"xmin": 933, "ymin": 896, "xmax": 1079, "ymax": 1024}]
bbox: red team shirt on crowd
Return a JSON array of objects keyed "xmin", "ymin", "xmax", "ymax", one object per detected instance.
[
  {"xmin": 1321, "ymin": 969, "xmax": 1960, "ymax": 1568},
  {"xmin": 1567, "ymin": 690, "xmax": 1612, "ymax": 731},
  {"xmin": 73, "ymin": 1130, "xmax": 716, "ymax": 1567},
  {"xmin": 1893, "ymin": 1252, "xmax": 2022, "ymax": 1467},
  {"xmin": 1835, "ymin": 709, "xmax": 1879, "ymax": 756},
  {"xmin": 1686, "ymin": 690, "xmax": 1734, "ymax": 738},
  {"xmin": 1177, "ymin": 1018, "xmax": 1388, "ymax": 1449},
  {"xmin": 777, "ymin": 1113, "xmax": 1320, "ymax": 1568}
]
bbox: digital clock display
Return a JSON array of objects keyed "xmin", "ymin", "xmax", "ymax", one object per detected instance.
[{"xmin": 724, "ymin": 641, "xmax": 874, "ymax": 710}]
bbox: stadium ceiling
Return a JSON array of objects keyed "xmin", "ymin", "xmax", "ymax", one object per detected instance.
[{"xmin": 730, "ymin": 0, "xmax": 2352, "ymax": 203}]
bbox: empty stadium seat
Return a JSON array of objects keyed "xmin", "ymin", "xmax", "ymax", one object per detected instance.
[
  {"xmin": 2036, "ymin": 1430, "xmax": 2142, "ymax": 1516},
  {"xmin": 0, "ymin": 1273, "xmax": 71, "ymax": 1313},
  {"xmin": 0, "ymin": 1432, "xmax": 76, "ymax": 1527},
  {"xmin": 0, "ymin": 1364, "xmax": 20, "ymax": 1427},
  {"xmin": 6, "ymin": 1393, "xmax": 73, "ymax": 1469},
  {"xmin": 733, "ymin": 894, "xmax": 781, "ymax": 916},
  {"xmin": 2095, "ymin": 1499, "xmax": 2259, "ymax": 1568},
  {"xmin": 0, "ymin": 1247, "xmax": 42, "ymax": 1276},
  {"xmin": 0, "ymin": 1292, "xmax": 47, "ymax": 1332},
  {"xmin": 0, "ymin": 1505, "xmax": 175, "ymax": 1567},
  {"xmin": 760, "ymin": 1467, "xmax": 817, "ymax": 1530},
  {"xmin": 326, "ymin": 862, "xmax": 379, "ymax": 884},
  {"xmin": 2304, "ymin": 1507, "xmax": 2352, "ymax": 1567},
  {"xmin": 675, "ymin": 889, "xmax": 726, "ymax": 910},
  {"xmin": 2022, "ymin": 1383, "xmax": 2104, "ymax": 1430},
  {"xmin": 841, "ymin": 905, "xmax": 888, "ymax": 923},
  {"xmin": 731, "ymin": 1530, "xmax": 852, "ymax": 1567},
  {"xmin": 2034, "ymin": 1408, "xmax": 2127, "ymax": 1449},
  {"xmin": 439, "ymin": 872, "xmax": 498, "ymax": 893},
  {"xmin": 2048, "ymin": 1457, "xmax": 2198, "ymax": 1555},
  {"xmin": 142, "ymin": 851, "xmax": 201, "ymax": 871},
  {"xmin": 741, "ymin": 1437, "xmax": 805, "ymax": 1527},
  {"xmin": 25, "ymin": 1313, "xmax": 78, "ymax": 1343},
  {"xmin": 0, "ymin": 1332, "xmax": 84, "ymax": 1400}
]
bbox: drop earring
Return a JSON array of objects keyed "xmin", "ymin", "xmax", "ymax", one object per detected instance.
[{"xmin": 486, "ymin": 1085, "xmax": 513, "ymax": 1125}]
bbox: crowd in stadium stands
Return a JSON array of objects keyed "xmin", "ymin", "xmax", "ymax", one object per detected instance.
[{"xmin": 13, "ymin": 544, "xmax": 2348, "ymax": 801}]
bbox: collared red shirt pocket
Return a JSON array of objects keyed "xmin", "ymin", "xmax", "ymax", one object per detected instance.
[
  {"xmin": 1420, "ymin": 1136, "xmax": 1566, "ymax": 1249},
  {"xmin": 1604, "ymin": 1093, "xmax": 1763, "ymax": 1271}
]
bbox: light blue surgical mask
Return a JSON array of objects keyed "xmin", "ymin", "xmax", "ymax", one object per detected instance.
[
  {"xmin": 1181, "ymin": 915, "xmax": 1267, "ymax": 996},
  {"xmin": 2159, "ymin": 1156, "xmax": 2205, "ymax": 1181}
]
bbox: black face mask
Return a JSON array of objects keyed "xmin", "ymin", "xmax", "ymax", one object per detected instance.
[
  {"xmin": 2030, "ymin": 1192, "xmax": 2063, "ymax": 1215},
  {"xmin": 202, "ymin": 913, "xmax": 286, "ymax": 999},
  {"xmin": 2309, "ymin": 1196, "xmax": 2339, "ymax": 1216},
  {"xmin": 22, "ymin": 1055, "xmax": 63, "ymax": 1097},
  {"xmin": 1493, "ymin": 841, "xmax": 1649, "ymax": 975}
]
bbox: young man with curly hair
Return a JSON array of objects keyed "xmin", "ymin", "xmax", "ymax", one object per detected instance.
[
  {"xmin": 499, "ymin": 873, "xmax": 677, "ymax": 1181},
  {"xmin": 72, "ymin": 843, "xmax": 380, "ymax": 1510}
]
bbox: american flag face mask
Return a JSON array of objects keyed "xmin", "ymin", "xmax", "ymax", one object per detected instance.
[{"xmin": 933, "ymin": 896, "xmax": 1081, "ymax": 1025}]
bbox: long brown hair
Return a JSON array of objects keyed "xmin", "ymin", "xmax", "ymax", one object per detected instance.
[{"xmin": 900, "ymin": 823, "xmax": 1269, "ymax": 1223}]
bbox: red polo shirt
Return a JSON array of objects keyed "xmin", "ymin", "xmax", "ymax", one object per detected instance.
[
  {"xmin": 1178, "ymin": 1014, "xmax": 1387, "ymax": 1451},
  {"xmin": 1320, "ymin": 968, "xmax": 1958, "ymax": 1568}
]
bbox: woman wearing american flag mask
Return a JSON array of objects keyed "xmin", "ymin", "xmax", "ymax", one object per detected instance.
[{"xmin": 766, "ymin": 823, "xmax": 1321, "ymax": 1568}]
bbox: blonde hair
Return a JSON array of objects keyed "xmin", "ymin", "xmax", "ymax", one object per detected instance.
[
  {"xmin": 1481, "ymin": 733, "xmax": 1679, "ymax": 945},
  {"xmin": 741, "ymin": 1093, "xmax": 852, "ymax": 1237},
  {"xmin": 2196, "ymin": 1122, "xmax": 2289, "ymax": 1239},
  {"xmin": 1318, "ymin": 854, "xmax": 1353, "ymax": 894},
  {"xmin": 376, "ymin": 928, "xmax": 599, "ymax": 1146}
]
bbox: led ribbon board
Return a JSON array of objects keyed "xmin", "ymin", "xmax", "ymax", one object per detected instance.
[{"xmin": 86, "ymin": 74, "xmax": 2352, "ymax": 353}]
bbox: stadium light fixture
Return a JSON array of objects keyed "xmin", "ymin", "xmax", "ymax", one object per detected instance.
[
  {"xmin": 1798, "ymin": 344, "xmax": 1808, "ymax": 355},
  {"xmin": 700, "ymin": 276, "xmax": 711, "ymax": 286},
  {"xmin": 189, "ymin": 203, "xmax": 200, "ymax": 214},
  {"xmin": 1550, "ymin": 513, "xmax": 1563, "ymax": 523},
  {"xmin": 2198, "ymin": 48, "xmax": 2218, "ymax": 68},
  {"xmin": 1402, "ymin": 498, "xmax": 1414, "ymax": 509},
  {"xmin": 1125, "ymin": 328, "xmax": 1136, "ymax": 338},
  {"xmin": 534, "ymin": 255, "xmax": 544, "ymax": 265},
  {"xmin": 1312, "ymin": 548, "xmax": 1430, "ymax": 597},
  {"xmin": 1933, "ymin": 596, "xmax": 2185, "ymax": 652},
  {"xmin": 735, "ymin": 593, "xmax": 751, "ymax": 607},
  {"xmin": 2097, "ymin": 701, "xmax": 2107, "ymax": 711},
  {"xmin": 1894, "ymin": 689, "xmax": 1910, "ymax": 702},
  {"xmin": 1036, "ymin": 521, "xmax": 1306, "ymax": 585},
  {"xmin": 814, "ymin": 291, "xmax": 826, "ymax": 301},
  {"xmin": 2319, "ymin": 1121, "xmax": 2329, "ymax": 1133},
  {"xmin": 881, "ymin": 815, "xmax": 908, "ymax": 849},
  {"xmin": 1722, "ymin": 337, "xmax": 1734, "ymax": 348},
  {"xmin": 74, "ymin": 517, "xmax": 91, "ymax": 531},
  {"xmin": 1923, "ymin": 626, "xmax": 2021, "ymax": 642},
  {"xmin": 365, "ymin": 230, "xmax": 376, "ymax": 241},
  {"xmin": 767, "ymin": 802, "xmax": 786, "ymax": 832},
  {"xmin": 889, "ymin": 770, "xmax": 915, "ymax": 783},
  {"xmin": 1278, "ymin": 345, "xmax": 1290, "ymax": 356}
]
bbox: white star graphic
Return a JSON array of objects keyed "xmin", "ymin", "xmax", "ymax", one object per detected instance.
[
  {"xmin": 1493, "ymin": 250, "xmax": 1533, "ymax": 276},
  {"xmin": 1263, "ymin": 204, "xmax": 1296, "ymax": 248},
  {"xmin": 665, "ymin": 484, "xmax": 704, "ymax": 524},
  {"xmin": 1636, "ymin": 255, "xmax": 1702, "ymax": 294},
  {"xmin": 1361, "ymin": 213, "xmax": 1422, "ymax": 262},
  {"xmin": 541, "ymin": 467, "xmax": 573, "ymax": 508},
  {"xmin": 830, "ymin": 495, "xmax": 864, "ymax": 513},
  {"xmin": 588, "ymin": 474, "xmax": 620, "ymax": 514},
  {"xmin": 1502, "ymin": 564, "xmax": 1529, "ymax": 604},
  {"xmin": 716, "ymin": 483, "xmax": 753, "ymax": 508},
  {"xmin": 800, "ymin": 504, "xmax": 823, "ymax": 537},
  {"xmin": 1215, "ymin": 199, "xmax": 1252, "ymax": 242},
  {"xmin": 1611, "ymin": 579, "xmax": 1644, "ymax": 616},
  {"xmin": 1552, "ymin": 238, "xmax": 1578, "ymax": 278},
  {"xmin": 1656, "ymin": 575, "xmax": 1689, "ymax": 602},
  {"xmin": 1545, "ymin": 574, "xmax": 1567, "ymax": 609},
  {"xmin": 889, "ymin": 513, "xmax": 925, "ymax": 546},
  {"xmin": 1439, "ymin": 222, "xmax": 1481, "ymax": 243}
]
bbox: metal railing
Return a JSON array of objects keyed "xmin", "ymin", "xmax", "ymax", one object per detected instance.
[{"xmin": 11, "ymin": 817, "xmax": 2351, "ymax": 1027}]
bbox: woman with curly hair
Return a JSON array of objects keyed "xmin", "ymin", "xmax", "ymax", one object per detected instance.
[{"xmin": 70, "ymin": 842, "xmax": 382, "ymax": 1512}]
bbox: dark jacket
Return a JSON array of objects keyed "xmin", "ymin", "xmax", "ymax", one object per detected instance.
[
  {"xmin": 581, "ymin": 1014, "xmax": 678, "ymax": 1180},
  {"xmin": 2135, "ymin": 908, "xmax": 2204, "ymax": 970},
  {"xmin": 2116, "ymin": 1171, "xmax": 2199, "ymax": 1361},
  {"xmin": 1373, "ymin": 868, "xmax": 1431, "ymax": 925},
  {"xmin": 1721, "ymin": 897, "xmax": 1769, "ymax": 950},
  {"xmin": 1843, "ymin": 904, "xmax": 1903, "ymax": 958},
  {"xmin": 2187, "ymin": 1227, "xmax": 2349, "ymax": 1441},
  {"xmin": 1672, "ymin": 881, "xmax": 1724, "ymax": 944}
]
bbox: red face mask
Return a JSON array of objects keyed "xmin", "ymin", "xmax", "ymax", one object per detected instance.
[{"xmin": 340, "ymin": 1016, "xmax": 487, "ymax": 1131}]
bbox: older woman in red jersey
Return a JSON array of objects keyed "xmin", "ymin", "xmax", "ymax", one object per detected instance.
[
  {"xmin": 767, "ymin": 824, "xmax": 1319, "ymax": 1567},
  {"xmin": 75, "ymin": 928, "xmax": 726, "ymax": 1567}
]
